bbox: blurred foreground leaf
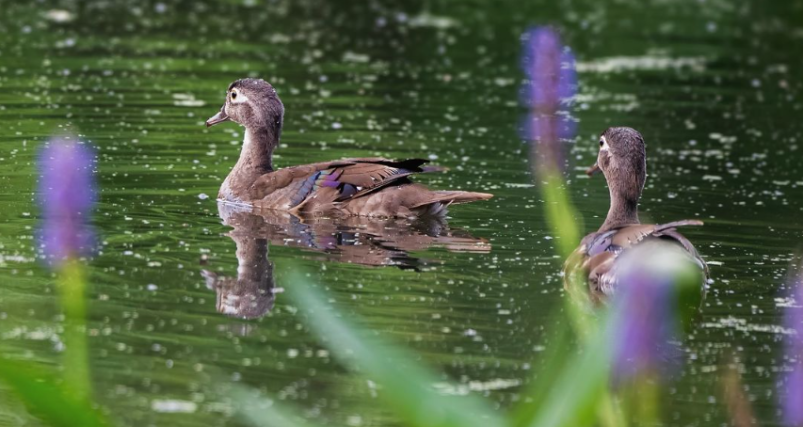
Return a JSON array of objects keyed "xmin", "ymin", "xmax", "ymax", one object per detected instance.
[
  {"xmin": 284, "ymin": 270, "xmax": 506, "ymax": 427},
  {"xmin": 231, "ymin": 385, "xmax": 325, "ymax": 427},
  {"xmin": 540, "ymin": 174, "xmax": 581, "ymax": 258},
  {"xmin": 512, "ymin": 315, "xmax": 621, "ymax": 427},
  {"xmin": 0, "ymin": 358, "xmax": 110, "ymax": 427}
]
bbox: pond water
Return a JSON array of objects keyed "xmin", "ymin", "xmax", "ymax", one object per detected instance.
[{"xmin": 1, "ymin": 0, "xmax": 802, "ymax": 425}]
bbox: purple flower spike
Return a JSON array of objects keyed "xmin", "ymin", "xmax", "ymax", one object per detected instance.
[
  {"xmin": 519, "ymin": 27, "xmax": 578, "ymax": 174},
  {"xmin": 37, "ymin": 138, "xmax": 97, "ymax": 265},
  {"xmin": 783, "ymin": 267, "xmax": 803, "ymax": 426},
  {"xmin": 520, "ymin": 28, "xmax": 577, "ymax": 111},
  {"xmin": 609, "ymin": 269, "xmax": 681, "ymax": 383}
]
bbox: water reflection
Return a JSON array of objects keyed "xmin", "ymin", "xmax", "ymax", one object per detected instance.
[{"xmin": 202, "ymin": 203, "xmax": 491, "ymax": 319}]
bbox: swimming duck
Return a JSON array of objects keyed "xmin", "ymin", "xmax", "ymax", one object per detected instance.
[
  {"xmin": 205, "ymin": 78, "xmax": 493, "ymax": 218},
  {"xmin": 564, "ymin": 127, "xmax": 708, "ymax": 302}
]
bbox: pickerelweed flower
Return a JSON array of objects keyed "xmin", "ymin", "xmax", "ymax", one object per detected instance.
[
  {"xmin": 783, "ymin": 265, "xmax": 803, "ymax": 426},
  {"xmin": 519, "ymin": 26, "xmax": 577, "ymax": 174},
  {"xmin": 609, "ymin": 267, "xmax": 682, "ymax": 383},
  {"xmin": 37, "ymin": 138, "xmax": 97, "ymax": 265}
]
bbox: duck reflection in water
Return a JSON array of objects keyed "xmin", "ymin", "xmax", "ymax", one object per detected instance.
[{"xmin": 202, "ymin": 203, "xmax": 490, "ymax": 319}]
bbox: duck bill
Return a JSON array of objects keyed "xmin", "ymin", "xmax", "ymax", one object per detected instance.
[
  {"xmin": 586, "ymin": 162, "xmax": 601, "ymax": 176},
  {"xmin": 205, "ymin": 107, "xmax": 230, "ymax": 127}
]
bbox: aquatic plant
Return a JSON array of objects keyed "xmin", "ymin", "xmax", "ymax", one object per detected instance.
[
  {"xmin": 37, "ymin": 138, "xmax": 96, "ymax": 264},
  {"xmin": 0, "ymin": 136, "xmax": 108, "ymax": 427},
  {"xmin": 782, "ymin": 264, "xmax": 803, "ymax": 426},
  {"xmin": 519, "ymin": 26, "xmax": 580, "ymax": 258},
  {"xmin": 520, "ymin": 26, "xmax": 577, "ymax": 175},
  {"xmin": 609, "ymin": 270, "xmax": 679, "ymax": 382}
]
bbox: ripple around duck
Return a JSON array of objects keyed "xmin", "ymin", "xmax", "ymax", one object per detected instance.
[{"xmin": 1, "ymin": 0, "xmax": 802, "ymax": 425}]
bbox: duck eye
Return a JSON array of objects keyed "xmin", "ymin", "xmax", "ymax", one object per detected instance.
[
  {"xmin": 230, "ymin": 91, "xmax": 238, "ymax": 100},
  {"xmin": 599, "ymin": 139, "xmax": 604, "ymax": 147}
]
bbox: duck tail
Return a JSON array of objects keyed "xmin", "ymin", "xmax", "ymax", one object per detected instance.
[
  {"xmin": 413, "ymin": 191, "xmax": 493, "ymax": 208},
  {"xmin": 411, "ymin": 191, "xmax": 493, "ymax": 217}
]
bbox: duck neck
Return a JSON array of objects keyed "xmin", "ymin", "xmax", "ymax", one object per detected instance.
[
  {"xmin": 220, "ymin": 125, "xmax": 278, "ymax": 201},
  {"xmin": 599, "ymin": 189, "xmax": 640, "ymax": 231},
  {"xmin": 236, "ymin": 126, "xmax": 277, "ymax": 174}
]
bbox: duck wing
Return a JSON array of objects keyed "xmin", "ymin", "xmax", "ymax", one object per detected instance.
[
  {"xmin": 568, "ymin": 220, "xmax": 706, "ymax": 299},
  {"xmin": 247, "ymin": 158, "xmax": 442, "ymax": 210}
]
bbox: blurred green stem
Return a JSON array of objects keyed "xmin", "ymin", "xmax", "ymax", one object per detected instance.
[
  {"xmin": 57, "ymin": 259, "xmax": 91, "ymax": 403},
  {"xmin": 532, "ymin": 170, "xmax": 626, "ymax": 427},
  {"xmin": 539, "ymin": 172, "xmax": 581, "ymax": 258}
]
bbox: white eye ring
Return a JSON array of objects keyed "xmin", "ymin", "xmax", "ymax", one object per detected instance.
[
  {"xmin": 599, "ymin": 135, "xmax": 610, "ymax": 150},
  {"xmin": 230, "ymin": 89, "xmax": 248, "ymax": 104}
]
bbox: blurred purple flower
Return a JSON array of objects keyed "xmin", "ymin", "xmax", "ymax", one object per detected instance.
[
  {"xmin": 783, "ymin": 268, "xmax": 803, "ymax": 426},
  {"xmin": 519, "ymin": 27, "xmax": 577, "ymax": 174},
  {"xmin": 609, "ymin": 269, "xmax": 681, "ymax": 383},
  {"xmin": 520, "ymin": 27, "xmax": 577, "ymax": 111},
  {"xmin": 37, "ymin": 138, "xmax": 97, "ymax": 265}
]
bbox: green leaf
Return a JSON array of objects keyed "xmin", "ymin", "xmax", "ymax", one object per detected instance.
[
  {"xmin": 0, "ymin": 358, "xmax": 111, "ymax": 427},
  {"xmin": 518, "ymin": 330, "xmax": 614, "ymax": 427},
  {"xmin": 284, "ymin": 270, "xmax": 507, "ymax": 427},
  {"xmin": 231, "ymin": 385, "xmax": 325, "ymax": 427}
]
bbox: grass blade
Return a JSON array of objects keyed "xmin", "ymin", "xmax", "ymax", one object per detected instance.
[
  {"xmin": 0, "ymin": 358, "xmax": 110, "ymax": 427},
  {"xmin": 284, "ymin": 270, "xmax": 506, "ymax": 427}
]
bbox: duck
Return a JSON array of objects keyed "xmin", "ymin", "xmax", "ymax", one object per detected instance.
[
  {"xmin": 205, "ymin": 78, "xmax": 493, "ymax": 218},
  {"xmin": 564, "ymin": 127, "xmax": 708, "ymax": 303}
]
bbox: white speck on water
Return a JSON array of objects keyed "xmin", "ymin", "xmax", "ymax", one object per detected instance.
[
  {"xmin": 775, "ymin": 297, "xmax": 800, "ymax": 308},
  {"xmin": 331, "ymin": 122, "xmax": 342, "ymax": 129},
  {"xmin": 55, "ymin": 38, "xmax": 76, "ymax": 48},
  {"xmin": 269, "ymin": 33, "xmax": 291, "ymax": 44},
  {"xmin": 150, "ymin": 399, "xmax": 197, "ymax": 413},
  {"xmin": 494, "ymin": 78, "xmax": 515, "ymax": 87},
  {"xmin": 347, "ymin": 415, "xmax": 363, "ymax": 426},
  {"xmin": 576, "ymin": 55, "xmax": 706, "ymax": 73},
  {"xmin": 342, "ymin": 51, "xmax": 370, "ymax": 63},
  {"xmin": 407, "ymin": 12, "xmax": 459, "ymax": 29},
  {"xmin": 428, "ymin": 154, "xmax": 438, "ymax": 160},
  {"xmin": 147, "ymin": 284, "xmax": 158, "ymax": 291},
  {"xmin": 172, "ymin": 93, "xmax": 205, "ymax": 107},
  {"xmin": 198, "ymin": 193, "xmax": 209, "ymax": 200},
  {"xmin": 433, "ymin": 378, "xmax": 522, "ymax": 396},
  {"xmin": 287, "ymin": 349, "xmax": 299, "ymax": 358},
  {"xmin": 44, "ymin": 9, "xmax": 75, "ymax": 23}
]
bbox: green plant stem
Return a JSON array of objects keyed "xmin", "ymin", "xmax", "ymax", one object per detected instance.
[
  {"xmin": 57, "ymin": 259, "xmax": 91, "ymax": 403},
  {"xmin": 539, "ymin": 172, "xmax": 581, "ymax": 259}
]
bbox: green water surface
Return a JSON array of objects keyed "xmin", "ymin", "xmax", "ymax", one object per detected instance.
[{"xmin": 1, "ymin": 0, "xmax": 802, "ymax": 425}]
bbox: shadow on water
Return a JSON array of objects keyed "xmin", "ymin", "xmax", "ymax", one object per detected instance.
[{"xmin": 201, "ymin": 203, "xmax": 491, "ymax": 319}]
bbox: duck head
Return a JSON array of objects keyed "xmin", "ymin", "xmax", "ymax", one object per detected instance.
[
  {"xmin": 206, "ymin": 78, "xmax": 284, "ymax": 136},
  {"xmin": 587, "ymin": 127, "xmax": 647, "ymax": 230}
]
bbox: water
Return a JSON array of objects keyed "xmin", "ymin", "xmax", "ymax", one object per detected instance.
[{"xmin": 1, "ymin": 0, "xmax": 802, "ymax": 425}]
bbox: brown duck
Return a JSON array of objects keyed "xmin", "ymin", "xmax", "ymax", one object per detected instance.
[
  {"xmin": 205, "ymin": 78, "xmax": 493, "ymax": 218},
  {"xmin": 564, "ymin": 127, "xmax": 708, "ymax": 302}
]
